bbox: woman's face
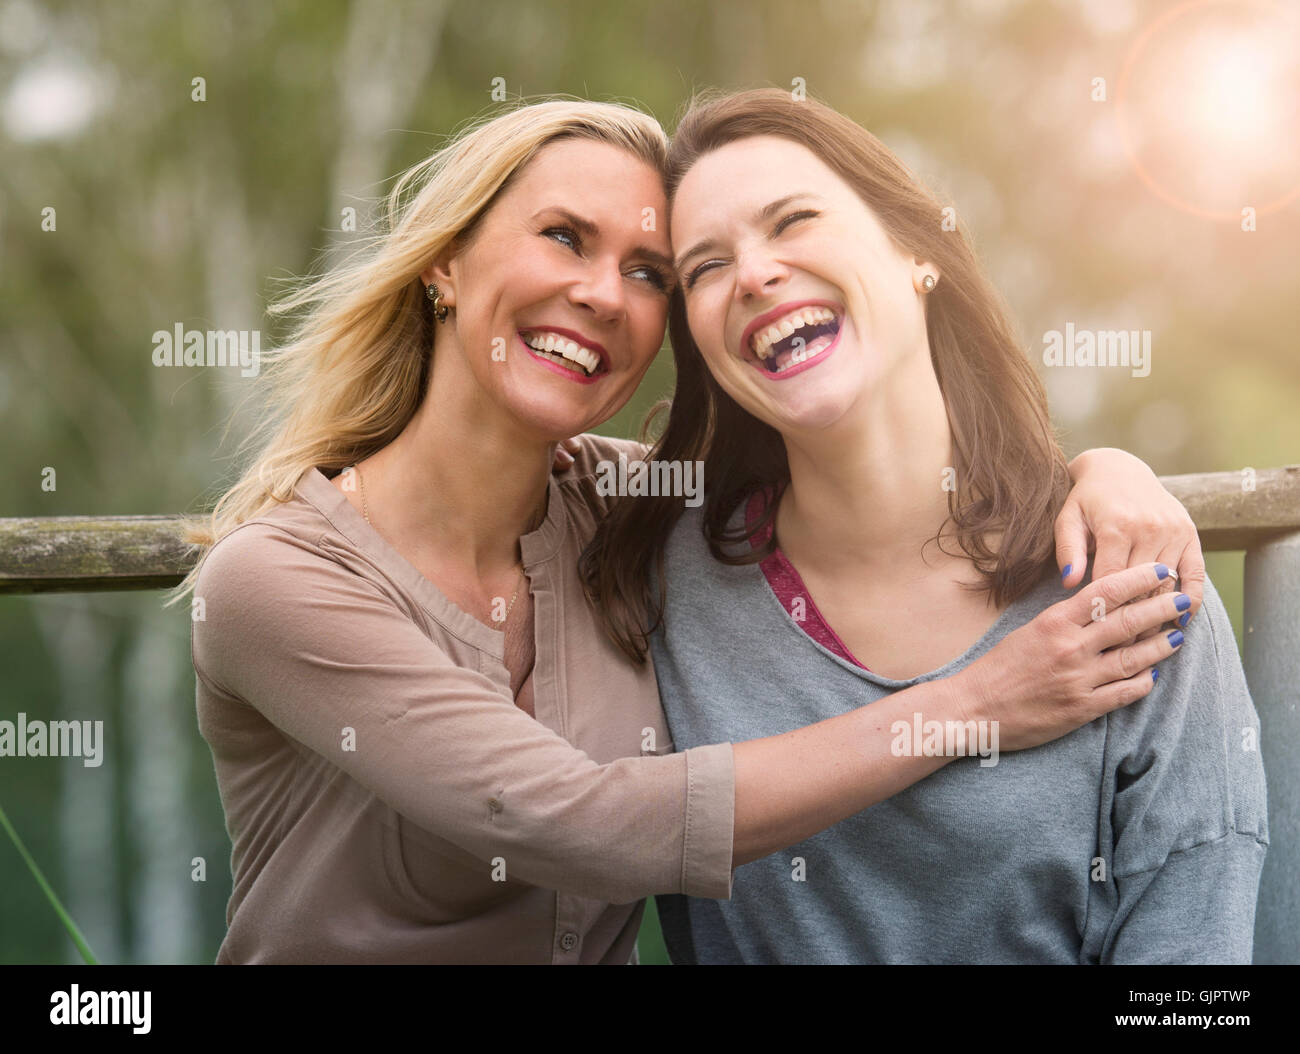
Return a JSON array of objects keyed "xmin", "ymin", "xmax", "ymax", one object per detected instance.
[
  {"xmin": 670, "ymin": 134, "xmax": 935, "ymax": 435},
  {"xmin": 425, "ymin": 137, "xmax": 673, "ymax": 441}
]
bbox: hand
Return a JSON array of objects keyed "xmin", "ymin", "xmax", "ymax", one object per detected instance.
[
  {"xmin": 552, "ymin": 437, "xmax": 581, "ymax": 474},
  {"xmin": 1056, "ymin": 447, "xmax": 1205, "ymax": 636},
  {"xmin": 955, "ymin": 563, "xmax": 1188, "ymax": 753}
]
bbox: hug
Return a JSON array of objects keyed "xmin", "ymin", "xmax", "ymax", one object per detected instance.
[{"xmin": 180, "ymin": 86, "xmax": 1266, "ymax": 964}]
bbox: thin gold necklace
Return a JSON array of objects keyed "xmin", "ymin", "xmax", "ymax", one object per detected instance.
[{"xmin": 355, "ymin": 462, "xmax": 530, "ymax": 623}]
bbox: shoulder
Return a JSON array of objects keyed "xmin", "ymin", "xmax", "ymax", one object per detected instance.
[
  {"xmin": 663, "ymin": 501, "xmax": 710, "ymax": 563},
  {"xmin": 1105, "ymin": 571, "xmax": 1267, "ymax": 864},
  {"xmin": 191, "ymin": 519, "xmax": 381, "ymax": 685},
  {"xmin": 194, "ymin": 518, "xmax": 334, "ymax": 604},
  {"xmin": 563, "ymin": 432, "xmax": 649, "ymax": 477},
  {"xmin": 655, "ymin": 499, "xmax": 760, "ymax": 612},
  {"xmin": 552, "ymin": 432, "xmax": 651, "ymax": 527},
  {"xmin": 1115, "ymin": 572, "xmax": 1245, "ymax": 718},
  {"xmin": 1081, "ymin": 568, "xmax": 1249, "ymax": 737}
]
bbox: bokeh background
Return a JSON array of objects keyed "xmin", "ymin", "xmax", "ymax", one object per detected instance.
[{"xmin": 1, "ymin": 0, "xmax": 1296, "ymax": 963}]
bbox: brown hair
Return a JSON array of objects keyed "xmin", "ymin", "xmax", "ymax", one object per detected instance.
[{"xmin": 580, "ymin": 87, "xmax": 1070, "ymax": 664}]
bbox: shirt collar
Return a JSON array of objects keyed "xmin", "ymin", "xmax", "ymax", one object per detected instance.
[{"xmin": 293, "ymin": 466, "xmax": 569, "ymax": 657}]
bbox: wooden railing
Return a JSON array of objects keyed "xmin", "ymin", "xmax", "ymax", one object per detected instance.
[
  {"xmin": 2, "ymin": 465, "xmax": 1298, "ymax": 963},
  {"xmin": 1, "ymin": 467, "xmax": 1297, "ymax": 595}
]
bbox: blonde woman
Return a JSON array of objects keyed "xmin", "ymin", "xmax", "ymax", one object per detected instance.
[{"xmin": 179, "ymin": 98, "xmax": 1203, "ymax": 964}]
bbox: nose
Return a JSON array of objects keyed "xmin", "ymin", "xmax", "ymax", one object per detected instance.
[
  {"xmin": 733, "ymin": 241, "xmax": 787, "ymax": 301},
  {"xmin": 570, "ymin": 255, "xmax": 627, "ymax": 323}
]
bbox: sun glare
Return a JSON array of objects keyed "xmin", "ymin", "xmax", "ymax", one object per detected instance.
[{"xmin": 1116, "ymin": 0, "xmax": 1300, "ymax": 219}]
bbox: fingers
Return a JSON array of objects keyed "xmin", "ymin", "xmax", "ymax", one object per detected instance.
[
  {"xmin": 1096, "ymin": 621, "xmax": 1185, "ymax": 684},
  {"xmin": 1117, "ymin": 539, "xmax": 1180, "ymax": 645},
  {"xmin": 552, "ymin": 437, "xmax": 579, "ymax": 474},
  {"xmin": 1089, "ymin": 524, "xmax": 1133, "ymax": 587},
  {"xmin": 1064, "ymin": 562, "xmax": 1174, "ymax": 627},
  {"xmin": 1087, "ymin": 588, "xmax": 1191, "ymax": 651},
  {"xmin": 1087, "ymin": 663, "xmax": 1161, "ymax": 717},
  {"xmin": 1171, "ymin": 535, "xmax": 1207, "ymax": 622},
  {"xmin": 1053, "ymin": 500, "xmax": 1089, "ymax": 590}
]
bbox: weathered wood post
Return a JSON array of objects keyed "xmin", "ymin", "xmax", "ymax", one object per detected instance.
[{"xmin": 1245, "ymin": 531, "xmax": 1300, "ymax": 963}]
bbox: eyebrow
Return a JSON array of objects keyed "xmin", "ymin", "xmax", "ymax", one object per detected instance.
[
  {"xmin": 533, "ymin": 207, "xmax": 675, "ymax": 275},
  {"xmin": 672, "ymin": 193, "xmax": 824, "ymax": 274}
]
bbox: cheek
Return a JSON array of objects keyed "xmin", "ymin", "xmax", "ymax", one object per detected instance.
[
  {"xmin": 698, "ymin": 340, "xmax": 740, "ymax": 388},
  {"xmin": 685, "ymin": 297, "xmax": 728, "ymax": 360},
  {"xmin": 642, "ymin": 301, "xmax": 670, "ymax": 349}
]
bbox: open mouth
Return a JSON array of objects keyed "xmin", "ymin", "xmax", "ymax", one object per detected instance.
[
  {"xmin": 746, "ymin": 305, "xmax": 842, "ymax": 375},
  {"xmin": 519, "ymin": 329, "xmax": 609, "ymax": 380}
]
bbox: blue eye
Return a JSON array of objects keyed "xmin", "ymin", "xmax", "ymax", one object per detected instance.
[
  {"xmin": 545, "ymin": 225, "xmax": 669, "ymax": 292},
  {"xmin": 543, "ymin": 226, "xmax": 580, "ymax": 250},
  {"xmin": 629, "ymin": 265, "xmax": 671, "ymax": 292}
]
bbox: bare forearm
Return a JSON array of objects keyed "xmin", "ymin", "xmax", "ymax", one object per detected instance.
[{"xmin": 731, "ymin": 674, "xmax": 967, "ymax": 866}]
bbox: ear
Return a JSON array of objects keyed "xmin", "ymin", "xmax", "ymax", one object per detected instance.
[
  {"xmin": 911, "ymin": 255, "xmax": 940, "ymax": 284},
  {"xmin": 419, "ymin": 245, "xmax": 457, "ymax": 306},
  {"xmin": 909, "ymin": 253, "xmax": 941, "ymax": 291}
]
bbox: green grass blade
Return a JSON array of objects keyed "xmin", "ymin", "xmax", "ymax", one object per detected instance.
[{"xmin": 0, "ymin": 803, "xmax": 99, "ymax": 964}]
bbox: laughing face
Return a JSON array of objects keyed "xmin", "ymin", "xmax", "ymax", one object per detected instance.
[
  {"xmin": 670, "ymin": 134, "xmax": 939, "ymax": 435},
  {"xmin": 422, "ymin": 137, "xmax": 675, "ymax": 440}
]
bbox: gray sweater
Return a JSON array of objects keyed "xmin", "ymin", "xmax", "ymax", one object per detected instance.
[{"xmin": 650, "ymin": 504, "xmax": 1269, "ymax": 964}]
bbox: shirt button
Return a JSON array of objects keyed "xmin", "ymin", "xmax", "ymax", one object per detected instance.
[{"xmin": 560, "ymin": 932, "xmax": 579, "ymax": 951}]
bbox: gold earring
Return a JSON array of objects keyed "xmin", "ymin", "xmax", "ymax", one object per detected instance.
[
  {"xmin": 426, "ymin": 283, "xmax": 449, "ymax": 323},
  {"xmin": 922, "ymin": 274, "xmax": 937, "ymax": 292}
]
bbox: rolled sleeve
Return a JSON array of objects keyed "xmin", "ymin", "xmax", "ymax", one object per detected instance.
[{"xmin": 683, "ymin": 741, "xmax": 736, "ymax": 899}]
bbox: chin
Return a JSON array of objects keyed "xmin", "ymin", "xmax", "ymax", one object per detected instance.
[
  {"xmin": 727, "ymin": 372, "xmax": 858, "ymax": 437},
  {"xmin": 501, "ymin": 389, "xmax": 611, "ymax": 444},
  {"xmin": 773, "ymin": 360, "xmax": 877, "ymax": 435},
  {"xmin": 771, "ymin": 397, "xmax": 856, "ymax": 435}
]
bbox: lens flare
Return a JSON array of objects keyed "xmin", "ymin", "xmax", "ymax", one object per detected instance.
[{"xmin": 1116, "ymin": 0, "xmax": 1300, "ymax": 220}]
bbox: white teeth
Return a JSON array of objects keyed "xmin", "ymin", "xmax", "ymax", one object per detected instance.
[
  {"xmin": 751, "ymin": 306, "xmax": 837, "ymax": 358},
  {"xmin": 523, "ymin": 331, "xmax": 602, "ymax": 376}
]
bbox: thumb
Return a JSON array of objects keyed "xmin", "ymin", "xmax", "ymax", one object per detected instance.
[{"xmin": 1054, "ymin": 499, "xmax": 1089, "ymax": 589}]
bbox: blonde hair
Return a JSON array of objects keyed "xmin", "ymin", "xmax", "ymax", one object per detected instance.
[{"xmin": 166, "ymin": 96, "xmax": 669, "ymax": 606}]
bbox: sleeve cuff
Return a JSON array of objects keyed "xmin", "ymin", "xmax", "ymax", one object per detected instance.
[{"xmin": 681, "ymin": 742, "xmax": 736, "ymax": 900}]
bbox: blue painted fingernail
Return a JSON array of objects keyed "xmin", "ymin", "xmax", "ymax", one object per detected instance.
[
  {"xmin": 1179, "ymin": 611, "xmax": 1190, "ymax": 628},
  {"xmin": 1155, "ymin": 563, "xmax": 1170, "ymax": 580},
  {"xmin": 1152, "ymin": 668, "xmax": 1159, "ymax": 682},
  {"xmin": 1061, "ymin": 564, "xmax": 1073, "ymax": 579},
  {"xmin": 1167, "ymin": 630, "xmax": 1184, "ymax": 648},
  {"xmin": 1174, "ymin": 593, "xmax": 1191, "ymax": 612}
]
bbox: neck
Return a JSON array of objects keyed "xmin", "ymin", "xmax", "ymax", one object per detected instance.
[
  {"xmin": 775, "ymin": 348, "xmax": 958, "ymax": 574},
  {"xmin": 362, "ymin": 356, "xmax": 554, "ymax": 578}
]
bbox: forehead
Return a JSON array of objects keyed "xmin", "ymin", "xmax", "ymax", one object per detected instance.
[
  {"xmin": 670, "ymin": 135, "xmax": 847, "ymax": 232},
  {"xmin": 505, "ymin": 137, "xmax": 668, "ymax": 217}
]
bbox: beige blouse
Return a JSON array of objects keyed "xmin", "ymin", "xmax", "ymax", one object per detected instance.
[{"xmin": 191, "ymin": 433, "xmax": 735, "ymax": 963}]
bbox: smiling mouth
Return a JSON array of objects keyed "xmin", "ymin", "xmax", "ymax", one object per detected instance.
[
  {"xmin": 519, "ymin": 329, "xmax": 608, "ymax": 378},
  {"xmin": 747, "ymin": 306, "xmax": 842, "ymax": 374}
]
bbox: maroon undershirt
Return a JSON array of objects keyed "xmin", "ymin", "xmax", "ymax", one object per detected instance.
[{"xmin": 744, "ymin": 487, "xmax": 871, "ymax": 672}]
